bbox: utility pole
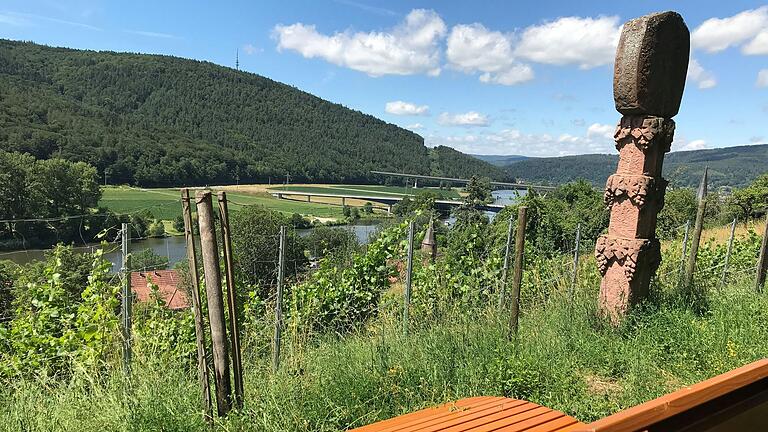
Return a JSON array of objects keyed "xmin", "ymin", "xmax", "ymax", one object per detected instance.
[
  {"xmin": 121, "ymin": 223, "xmax": 132, "ymax": 376},
  {"xmin": 218, "ymin": 192, "xmax": 243, "ymax": 409},
  {"xmin": 509, "ymin": 206, "xmax": 527, "ymax": 339},
  {"xmin": 273, "ymin": 226, "xmax": 287, "ymax": 371},
  {"xmin": 755, "ymin": 214, "xmax": 768, "ymax": 293},
  {"xmin": 570, "ymin": 223, "xmax": 581, "ymax": 300},
  {"xmin": 683, "ymin": 168, "xmax": 708, "ymax": 289},
  {"xmin": 403, "ymin": 221, "xmax": 415, "ymax": 336},
  {"xmin": 181, "ymin": 189, "xmax": 212, "ymax": 421},
  {"xmin": 721, "ymin": 217, "xmax": 737, "ymax": 287},
  {"xmin": 195, "ymin": 190, "xmax": 232, "ymax": 416},
  {"xmin": 499, "ymin": 215, "xmax": 514, "ymax": 308}
]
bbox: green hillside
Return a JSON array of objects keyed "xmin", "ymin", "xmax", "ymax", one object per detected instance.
[
  {"xmin": 497, "ymin": 144, "xmax": 768, "ymax": 188},
  {"xmin": 0, "ymin": 40, "xmax": 505, "ymax": 187}
]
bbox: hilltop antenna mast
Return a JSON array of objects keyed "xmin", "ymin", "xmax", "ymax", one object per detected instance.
[{"xmin": 235, "ymin": 48, "xmax": 239, "ymax": 70}]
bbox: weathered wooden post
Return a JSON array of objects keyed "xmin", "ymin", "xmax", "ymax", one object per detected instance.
[
  {"xmin": 508, "ymin": 206, "xmax": 527, "ymax": 339},
  {"xmin": 195, "ymin": 190, "xmax": 232, "ymax": 416},
  {"xmin": 120, "ymin": 223, "xmax": 132, "ymax": 376},
  {"xmin": 273, "ymin": 226, "xmax": 287, "ymax": 371},
  {"xmin": 595, "ymin": 11, "xmax": 689, "ymax": 320},
  {"xmin": 683, "ymin": 168, "xmax": 708, "ymax": 289},
  {"xmin": 499, "ymin": 215, "xmax": 514, "ymax": 308},
  {"xmin": 217, "ymin": 191, "xmax": 244, "ymax": 409},
  {"xmin": 403, "ymin": 220, "xmax": 415, "ymax": 336},
  {"xmin": 420, "ymin": 218, "xmax": 437, "ymax": 263},
  {"xmin": 721, "ymin": 217, "xmax": 737, "ymax": 286},
  {"xmin": 755, "ymin": 214, "xmax": 768, "ymax": 292},
  {"xmin": 181, "ymin": 189, "xmax": 213, "ymax": 421},
  {"xmin": 679, "ymin": 219, "xmax": 691, "ymax": 279}
]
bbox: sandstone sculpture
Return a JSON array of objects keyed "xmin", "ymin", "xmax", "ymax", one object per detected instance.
[{"xmin": 595, "ymin": 12, "xmax": 689, "ymax": 319}]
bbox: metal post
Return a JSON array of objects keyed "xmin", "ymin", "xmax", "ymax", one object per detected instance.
[
  {"xmin": 195, "ymin": 190, "xmax": 232, "ymax": 416},
  {"xmin": 273, "ymin": 226, "xmax": 287, "ymax": 371},
  {"xmin": 121, "ymin": 223, "xmax": 132, "ymax": 376},
  {"xmin": 721, "ymin": 217, "xmax": 737, "ymax": 287},
  {"xmin": 570, "ymin": 223, "xmax": 581, "ymax": 300},
  {"xmin": 217, "ymin": 192, "xmax": 243, "ymax": 409},
  {"xmin": 499, "ymin": 215, "xmax": 514, "ymax": 308},
  {"xmin": 181, "ymin": 189, "xmax": 213, "ymax": 421},
  {"xmin": 683, "ymin": 168, "xmax": 708, "ymax": 289},
  {"xmin": 509, "ymin": 206, "xmax": 527, "ymax": 339},
  {"xmin": 755, "ymin": 214, "xmax": 768, "ymax": 293},
  {"xmin": 403, "ymin": 221, "xmax": 414, "ymax": 336}
]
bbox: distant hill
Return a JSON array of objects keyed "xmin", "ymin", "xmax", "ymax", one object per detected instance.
[
  {"xmin": 494, "ymin": 144, "xmax": 768, "ymax": 188},
  {"xmin": 472, "ymin": 154, "xmax": 530, "ymax": 166},
  {"xmin": 0, "ymin": 39, "xmax": 506, "ymax": 186}
]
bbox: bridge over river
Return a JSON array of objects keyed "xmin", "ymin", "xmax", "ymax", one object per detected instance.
[{"xmin": 270, "ymin": 190, "xmax": 506, "ymax": 213}]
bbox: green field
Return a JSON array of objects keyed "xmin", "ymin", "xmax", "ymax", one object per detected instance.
[
  {"xmin": 100, "ymin": 186, "xmax": 346, "ymax": 221},
  {"xmin": 271, "ymin": 184, "xmax": 462, "ymax": 200}
]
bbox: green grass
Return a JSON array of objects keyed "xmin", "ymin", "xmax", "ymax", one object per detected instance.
[
  {"xmin": 2, "ymin": 270, "xmax": 766, "ymax": 431},
  {"xmin": 99, "ymin": 186, "xmax": 346, "ymax": 221}
]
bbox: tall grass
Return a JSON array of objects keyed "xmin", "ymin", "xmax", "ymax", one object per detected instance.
[{"xmin": 2, "ymin": 265, "xmax": 766, "ymax": 431}]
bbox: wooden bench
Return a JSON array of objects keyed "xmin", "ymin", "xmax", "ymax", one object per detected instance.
[{"xmin": 350, "ymin": 359, "xmax": 768, "ymax": 432}]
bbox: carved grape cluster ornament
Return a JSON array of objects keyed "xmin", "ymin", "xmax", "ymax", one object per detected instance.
[
  {"xmin": 595, "ymin": 236, "xmax": 661, "ymax": 282},
  {"xmin": 614, "ymin": 115, "xmax": 675, "ymax": 153},
  {"xmin": 603, "ymin": 175, "xmax": 668, "ymax": 210}
]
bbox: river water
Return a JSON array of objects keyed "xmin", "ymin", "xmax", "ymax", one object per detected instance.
[{"xmin": 1, "ymin": 190, "xmax": 524, "ymax": 268}]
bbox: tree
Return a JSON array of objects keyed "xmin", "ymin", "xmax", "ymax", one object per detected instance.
[
  {"xmin": 729, "ymin": 173, "xmax": 768, "ymax": 220},
  {"xmin": 463, "ymin": 176, "xmax": 492, "ymax": 208},
  {"xmin": 130, "ymin": 248, "xmax": 169, "ymax": 271},
  {"xmin": 230, "ymin": 206, "xmax": 307, "ymax": 296},
  {"xmin": 305, "ymin": 226, "xmax": 358, "ymax": 258}
]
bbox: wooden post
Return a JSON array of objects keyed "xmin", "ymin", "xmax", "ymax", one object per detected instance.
[
  {"xmin": 721, "ymin": 217, "xmax": 737, "ymax": 287},
  {"xmin": 181, "ymin": 189, "xmax": 213, "ymax": 421},
  {"xmin": 679, "ymin": 219, "xmax": 690, "ymax": 278},
  {"xmin": 403, "ymin": 220, "xmax": 414, "ymax": 336},
  {"xmin": 683, "ymin": 168, "xmax": 708, "ymax": 289},
  {"xmin": 217, "ymin": 192, "xmax": 244, "ymax": 409},
  {"xmin": 755, "ymin": 214, "xmax": 768, "ymax": 293},
  {"xmin": 195, "ymin": 190, "xmax": 232, "ymax": 416},
  {"xmin": 570, "ymin": 223, "xmax": 581, "ymax": 300},
  {"xmin": 509, "ymin": 206, "xmax": 527, "ymax": 339},
  {"xmin": 273, "ymin": 226, "xmax": 287, "ymax": 371},
  {"xmin": 120, "ymin": 223, "xmax": 132, "ymax": 376},
  {"xmin": 499, "ymin": 215, "xmax": 514, "ymax": 308}
]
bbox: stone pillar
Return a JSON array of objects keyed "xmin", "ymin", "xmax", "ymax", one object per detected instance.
[
  {"xmin": 421, "ymin": 219, "xmax": 437, "ymax": 263},
  {"xmin": 595, "ymin": 11, "xmax": 689, "ymax": 320}
]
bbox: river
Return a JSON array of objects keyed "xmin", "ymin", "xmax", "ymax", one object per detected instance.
[{"xmin": 1, "ymin": 190, "xmax": 524, "ymax": 268}]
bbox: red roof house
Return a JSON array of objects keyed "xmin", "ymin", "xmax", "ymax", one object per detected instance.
[{"xmin": 130, "ymin": 270, "xmax": 190, "ymax": 310}]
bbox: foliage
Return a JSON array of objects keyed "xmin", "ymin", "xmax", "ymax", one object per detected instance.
[
  {"xmin": 462, "ymin": 175, "xmax": 492, "ymax": 208},
  {"xmin": 0, "ymin": 261, "xmax": 15, "ymax": 321},
  {"xmin": 728, "ymin": 173, "xmax": 768, "ymax": 220},
  {"xmin": 0, "ymin": 247, "xmax": 119, "ymax": 377},
  {"xmin": 129, "ymin": 248, "xmax": 169, "ymax": 272},
  {"xmin": 393, "ymin": 190, "xmax": 439, "ymax": 217},
  {"xmin": 305, "ymin": 226, "xmax": 358, "ymax": 259},
  {"xmin": 288, "ymin": 213, "xmax": 311, "ymax": 229},
  {"xmin": 290, "ymin": 221, "xmax": 407, "ymax": 334},
  {"xmin": 0, "ymin": 40, "xmax": 505, "ymax": 187},
  {"xmin": 132, "ymin": 279, "xmax": 196, "ymax": 362},
  {"xmin": 657, "ymin": 188, "xmax": 697, "ymax": 239},
  {"xmin": 230, "ymin": 205, "xmax": 306, "ymax": 295},
  {"xmin": 501, "ymin": 145, "xmax": 768, "ymax": 188},
  {"xmin": 0, "ymin": 151, "xmax": 110, "ymax": 249}
]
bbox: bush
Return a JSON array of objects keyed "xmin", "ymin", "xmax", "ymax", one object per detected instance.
[
  {"xmin": 130, "ymin": 248, "xmax": 169, "ymax": 272},
  {"xmin": 305, "ymin": 226, "xmax": 358, "ymax": 258}
]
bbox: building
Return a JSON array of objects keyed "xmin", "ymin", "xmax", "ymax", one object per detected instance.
[{"xmin": 130, "ymin": 270, "xmax": 189, "ymax": 310}]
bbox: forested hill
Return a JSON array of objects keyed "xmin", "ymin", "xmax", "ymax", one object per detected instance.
[
  {"xmin": 494, "ymin": 144, "xmax": 768, "ymax": 188},
  {"xmin": 0, "ymin": 40, "xmax": 506, "ymax": 186}
]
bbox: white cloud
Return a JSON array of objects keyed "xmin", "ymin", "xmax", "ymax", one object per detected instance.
[
  {"xmin": 687, "ymin": 58, "xmax": 717, "ymax": 89},
  {"xmin": 127, "ymin": 30, "xmax": 180, "ymax": 39},
  {"xmin": 758, "ymin": 69, "xmax": 768, "ymax": 88},
  {"xmin": 272, "ymin": 9, "xmax": 446, "ymax": 77},
  {"xmin": 406, "ymin": 123, "xmax": 424, "ymax": 129},
  {"xmin": 514, "ymin": 16, "xmax": 622, "ymax": 69},
  {"xmin": 691, "ymin": 6, "xmax": 768, "ymax": 53},
  {"xmin": 438, "ymin": 111, "xmax": 489, "ymax": 127},
  {"xmin": 586, "ymin": 123, "xmax": 615, "ymax": 140},
  {"xmin": 385, "ymin": 101, "xmax": 429, "ymax": 116},
  {"xmin": 446, "ymin": 23, "xmax": 534, "ymax": 86},
  {"xmin": 242, "ymin": 43, "xmax": 262, "ymax": 55},
  {"xmin": 426, "ymin": 123, "xmax": 617, "ymax": 156},
  {"xmin": 680, "ymin": 139, "xmax": 708, "ymax": 151},
  {"xmin": 743, "ymin": 31, "xmax": 768, "ymax": 55}
]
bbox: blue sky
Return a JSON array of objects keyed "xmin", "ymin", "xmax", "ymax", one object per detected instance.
[{"xmin": 1, "ymin": 0, "xmax": 767, "ymax": 157}]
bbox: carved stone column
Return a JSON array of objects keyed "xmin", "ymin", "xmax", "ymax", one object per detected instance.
[{"xmin": 596, "ymin": 12, "xmax": 689, "ymax": 319}]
